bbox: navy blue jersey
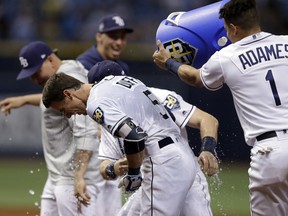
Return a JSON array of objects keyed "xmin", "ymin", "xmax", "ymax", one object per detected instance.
[{"xmin": 76, "ymin": 45, "xmax": 130, "ymax": 75}]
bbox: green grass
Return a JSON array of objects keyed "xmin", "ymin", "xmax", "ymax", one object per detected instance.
[
  {"xmin": 208, "ymin": 161, "xmax": 250, "ymax": 215},
  {"xmin": 0, "ymin": 158, "xmax": 250, "ymax": 215},
  {"xmin": 0, "ymin": 158, "xmax": 47, "ymax": 209}
]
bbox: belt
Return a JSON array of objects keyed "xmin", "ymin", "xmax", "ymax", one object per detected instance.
[
  {"xmin": 256, "ymin": 131, "xmax": 276, "ymax": 141},
  {"xmin": 158, "ymin": 137, "xmax": 173, "ymax": 149},
  {"xmin": 255, "ymin": 130, "xmax": 288, "ymax": 142}
]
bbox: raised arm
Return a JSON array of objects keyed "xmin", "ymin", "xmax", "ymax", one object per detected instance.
[
  {"xmin": 153, "ymin": 40, "xmax": 204, "ymax": 88},
  {"xmin": 0, "ymin": 93, "xmax": 42, "ymax": 115}
]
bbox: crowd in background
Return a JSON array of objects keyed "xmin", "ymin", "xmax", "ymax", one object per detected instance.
[{"xmin": 0, "ymin": 0, "xmax": 288, "ymax": 44}]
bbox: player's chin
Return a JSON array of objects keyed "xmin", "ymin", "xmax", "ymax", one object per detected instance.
[{"xmin": 110, "ymin": 50, "xmax": 121, "ymax": 59}]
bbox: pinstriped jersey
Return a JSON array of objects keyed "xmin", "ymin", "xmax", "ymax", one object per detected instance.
[
  {"xmin": 86, "ymin": 76, "xmax": 181, "ymax": 156},
  {"xmin": 98, "ymin": 87, "xmax": 196, "ymax": 160},
  {"xmin": 200, "ymin": 32, "xmax": 288, "ymax": 145}
]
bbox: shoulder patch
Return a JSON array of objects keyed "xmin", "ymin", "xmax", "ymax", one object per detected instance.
[
  {"xmin": 163, "ymin": 94, "xmax": 180, "ymax": 110},
  {"xmin": 93, "ymin": 107, "xmax": 104, "ymax": 124}
]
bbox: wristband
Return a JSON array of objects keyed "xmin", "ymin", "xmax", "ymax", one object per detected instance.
[
  {"xmin": 128, "ymin": 167, "xmax": 140, "ymax": 175},
  {"xmin": 165, "ymin": 58, "xmax": 182, "ymax": 76},
  {"xmin": 105, "ymin": 162, "xmax": 117, "ymax": 179},
  {"xmin": 201, "ymin": 136, "xmax": 217, "ymax": 155}
]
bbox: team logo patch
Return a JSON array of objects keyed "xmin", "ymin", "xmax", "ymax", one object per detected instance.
[
  {"xmin": 163, "ymin": 38, "xmax": 197, "ymax": 65},
  {"xmin": 163, "ymin": 94, "xmax": 180, "ymax": 110},
  {"xmin": 93, "ymin": 107, "xmax": 104, "ymax": 124}
]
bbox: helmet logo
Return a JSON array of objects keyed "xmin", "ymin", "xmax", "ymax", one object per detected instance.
[{"xmin": 163, "ymin": 38, "xmax": 197, "ymax": 65}]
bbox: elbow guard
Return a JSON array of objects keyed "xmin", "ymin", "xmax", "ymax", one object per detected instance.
[{"xmin": 116, "ymin": 117, "xmax": 147, "ymax": 155}]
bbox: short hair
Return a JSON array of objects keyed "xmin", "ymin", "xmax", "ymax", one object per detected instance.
[
  {"xmin": 219, "ymin": 0, "xmax": 259, "ymax": 30},
  {"xmin": 42, "ymin": 73, "xmax": 83, "ymax": 108}
]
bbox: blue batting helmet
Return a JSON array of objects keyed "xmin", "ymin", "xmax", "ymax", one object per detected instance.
[{"xmin": 156, "ymin": 0, "xmax": 230, "ymax": 68}]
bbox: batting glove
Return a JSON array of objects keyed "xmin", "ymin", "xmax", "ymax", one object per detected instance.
[{"xmin": 118, "ymin": 168, "xmax": 142, "ymax": 192}]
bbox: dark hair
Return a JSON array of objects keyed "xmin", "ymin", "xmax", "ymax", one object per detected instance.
[
  {"xmin": 219, "ymin": 0, "xmax": 259, "ymax": 30},
  {"xmin": 42, "ymin": 73, "xmax": 83, "ymax": 108}
]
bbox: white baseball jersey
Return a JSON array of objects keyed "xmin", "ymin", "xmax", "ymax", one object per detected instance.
[
  {"xmin": 87, "ymin": 76, "xmax": 181, "ymax": 153},
  {"xmin": 200, "ymin": 32, "xmax": 288, "ymax": 145},
  {"xmin": 88, "ymin": 79, "xmax": 210, "ymax": 216},
  {"xmin": 40, "ymin": 60, "xmax": 121, "ymax": 216},
  {"xmin": 87, "ymin": 76, "xmax": 212, "ymax": 216},
  {"xmin": 200, "ymin": 32, "xmax": 288, "ymax": 215},
  {"xmin": 98, "ymin": 87, "xmax": 196, "ymax": 161}
]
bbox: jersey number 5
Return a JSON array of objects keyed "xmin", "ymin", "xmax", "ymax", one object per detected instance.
[
  {"xmin": 265, "ymin": 70, "xmax": 281, "ymax": 106},
  {"xmin": 143, "ymin": 90, "xmax": 169, "ymax": 119}
]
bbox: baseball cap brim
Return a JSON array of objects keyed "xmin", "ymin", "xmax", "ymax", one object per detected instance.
[{"xmin": 16, "ymin": 62, "xmax": 43, "ymax": 80}]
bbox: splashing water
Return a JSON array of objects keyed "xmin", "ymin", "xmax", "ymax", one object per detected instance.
[{"xmin": 29, "ymin": 190, "xmax": 35, "ymax": 195}]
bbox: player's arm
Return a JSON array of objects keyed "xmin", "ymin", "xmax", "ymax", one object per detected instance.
[
  {"xmin": 153, "ymin": 40, "xmax": 204, "ymax": 88},
  {"xmin": 74, "ymin": 149, "xmax": 92, "ymax": 206},
  {"xmin": 115, "ymin": 117, "xmax": 147, "ymax": 192},
  {"xmin": 70, "ymin": 115, "xmax": 99, "ymax": 206},
  {"xmin": 99, "ymin": 158, "xmax": 128, "ymax": 180},
  {"xmin": 187, "ymin": 107, "xmax": 219, "ymax": 176},
  {"xmin": 0, "ymin": 93, "xmax": 42, "ymax": 115}
]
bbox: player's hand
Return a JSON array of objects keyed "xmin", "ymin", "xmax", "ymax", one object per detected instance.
[
  {"xmin": 0, "ymin": 96, "xmax": 26, "ymax": 115},
  {"xmin": 74, "ymin": 177, "xmax": 91, "ymax": 207},
  {"xmin": 118, "ymin": 172, "xmax": 142, "ymax": 193},
  {"xmin": 114, "ymin": 157, "xmax": 128, "ymax": 176},
  {"xmin": 153, "ymin": 40, "xmax": 171, "ymax": 70},
  {"xmin": 198, "ymin": 151, "xmax": 219, "ymax": 176}
]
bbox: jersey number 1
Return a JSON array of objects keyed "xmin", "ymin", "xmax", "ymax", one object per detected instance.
[{"xmin": 265, "ymin": 70, "xmax": 281, "ymax": 106}]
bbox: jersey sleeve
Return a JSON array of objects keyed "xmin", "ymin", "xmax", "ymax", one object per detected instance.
[
  {"xmin": 149, "ymin": 87, "xmax": 196, "ymax": 129},
  {"xmin": 166, "ymin": 92, "xmax": 196, "ymax": 129},
  {"xmin": 98, "ymin": 128, "xmax": 125, "ymax": 161},
  {"xmin": 200, "ymin": 51, "xmax": 224, "ymax": 91},
  {"xmin": 87, "ymin": 95, "xmax": 130, "ymax": 137}
]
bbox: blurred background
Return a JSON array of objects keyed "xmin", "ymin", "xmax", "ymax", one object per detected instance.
[{"xmin": 0, "ymin": 0, "xmax": 288, "ymax": 215}]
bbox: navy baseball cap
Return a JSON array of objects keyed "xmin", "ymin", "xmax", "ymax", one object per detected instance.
[
  {"xmin": 88, "ymin": 60, "xmax": 126, "ymax": 83},
  {"xmin": 17, "ymin": 41, "xmax": 53, "ymax": 80},
  {"xmin": 97, "ymin": 14, "xmax": 133, "ymax": 33}
]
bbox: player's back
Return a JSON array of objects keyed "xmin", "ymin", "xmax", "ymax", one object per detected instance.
[
  {"xmin": 219, "ymin": 32, "xmax": 288, "ymax": 144},
  {"xmin": 87, "ymin": 75, "xmax": 181, "ymax": 149}
]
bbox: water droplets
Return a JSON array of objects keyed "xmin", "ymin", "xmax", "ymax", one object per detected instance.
[{"xmin": 29, "ymin": 190, "xmax": 35, "ymax": 195}]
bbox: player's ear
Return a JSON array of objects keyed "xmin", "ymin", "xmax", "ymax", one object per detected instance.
[
  {"xmin": 63, "ymin": 89, "xmax": 73, "ymax": 99},
  {"xmin": 230, "ymin": 23, "xmax": 238, "ymax": 36}
]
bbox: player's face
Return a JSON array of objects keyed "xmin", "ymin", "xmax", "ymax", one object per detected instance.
[
  {"xmin": 50, "ymin": 96, "xmax": 87, "ymax": 118},
  {"xmin": 96, "ymin": 30, "xmax": 127, "ymax": 60},
  {"xmin": 31, "ymin": 57, "xmax": 57, "ymax": 87}
]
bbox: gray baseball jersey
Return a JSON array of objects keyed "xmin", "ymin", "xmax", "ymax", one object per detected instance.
[
  {"xmin": 40, "ymin": 60, "xmax": 102, "ymax": 184},
  {"xmin": 40, "ymin": 60, "xmax": 121, "ymax": 216}
]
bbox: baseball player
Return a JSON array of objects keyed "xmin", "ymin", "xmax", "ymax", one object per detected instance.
[
  {"xmin": 153, "ymin": 0, "xmax": 288, "ymax": 215},
  {"xmin": 88, "ymin": 60, "xmax": 219, "ymax": 215},
  {"xmin": 76, "ymin": 14, "xmax": 133, "ymax": 72},
  {"xmin": 41, "ymin": 69, "xmax": 218, "ymax": 216},
  {"xmin": 0, "ymin": 41, "xmax": 121, "ymax": 216}
]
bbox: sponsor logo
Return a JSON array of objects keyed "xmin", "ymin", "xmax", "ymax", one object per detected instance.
[{"xmin": 163, "ymin": 38, "xmax": 197, "ymax": 65}]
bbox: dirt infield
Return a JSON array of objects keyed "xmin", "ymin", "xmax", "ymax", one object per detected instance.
[{"xmin": 0, "ymin": 208, "xmax": 39, "ymax": 216}]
